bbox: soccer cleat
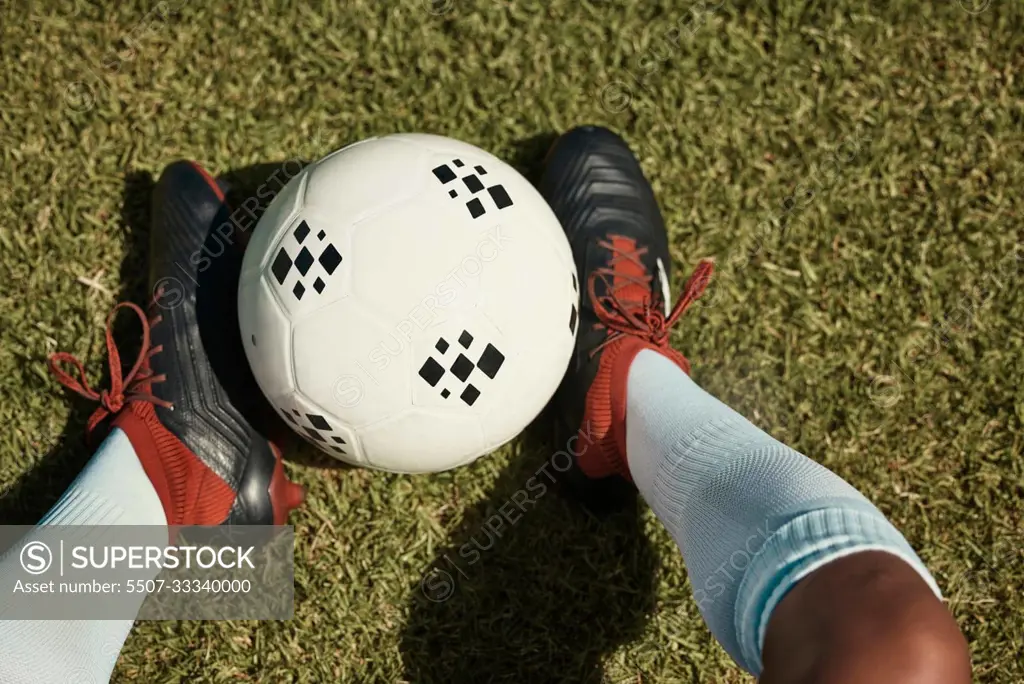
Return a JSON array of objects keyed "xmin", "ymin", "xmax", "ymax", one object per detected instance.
[
  {"xmin": 539, "ymin": 126, "xmax": 713, "ymax": 507},
  {"xmin": 49, "ymin": 161, "xmax": 305, "ymax": 526}
]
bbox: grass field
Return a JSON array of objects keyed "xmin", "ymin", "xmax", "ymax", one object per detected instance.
[{"xmin": 2, "ymin": 0, "xmax": 1023, "ymax": 681}]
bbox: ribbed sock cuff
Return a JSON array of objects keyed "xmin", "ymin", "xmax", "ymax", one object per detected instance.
[
  {"xmin": 39, "ymin": 428, "xmax": 166, "ymax": 527},
  {"xmin": 734, "ymin": 507, "xmax": 943, "ymax": 675},
  {"xmin": 39, "ymin": 487, "xmax": 124, "ymax": 526}
]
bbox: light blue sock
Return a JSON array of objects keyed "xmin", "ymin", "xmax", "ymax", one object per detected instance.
[
  {"xmin": 0, "ymin": 428, "xmax": 165, "ymax": 684},
  {"xmin": 625, "ymin": 349, "xmax": 940, "ymax": 675}
]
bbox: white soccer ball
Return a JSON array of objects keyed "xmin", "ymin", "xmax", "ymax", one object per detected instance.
[{"xmin": 238, "ymin": 134, "xmax": 580, "ymax": 473}]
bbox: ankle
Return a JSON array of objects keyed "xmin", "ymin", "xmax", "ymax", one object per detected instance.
[
  {"xmin": 591, "ymin": 337, "xmax": 691, "ymax": 480},
  {"xmin": 112, "ymin": 405, "xmax": 236, "ymax": 526}
]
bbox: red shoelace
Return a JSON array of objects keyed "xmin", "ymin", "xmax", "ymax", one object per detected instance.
[
  {"xmin": 48, "ymin": 301, "xmax": 171, "ymax": 438},
  {"xmin": 587, "ymin": 240, "xmax": 714, "ymax": 369}
]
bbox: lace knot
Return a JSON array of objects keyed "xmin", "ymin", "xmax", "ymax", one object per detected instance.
[
  {"xmin": 48, "ymin": 301, "xmax": 172, "ymax": 439},
  {"xmin": 588, "ymin": 257, "xmax": 714, "ymax": 357},
  {"xmin": 99, "ymin": 390, "xmax": 125, "ymax": 414}
]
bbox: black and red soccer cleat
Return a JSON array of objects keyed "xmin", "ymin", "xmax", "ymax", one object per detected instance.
[
  {"xmin": 49, "ymin": 161, "xmax": 305, "ymax": 526},
  {"xmin": 539, "ymin": 126, "xmax": 713, "ymax": 509}
]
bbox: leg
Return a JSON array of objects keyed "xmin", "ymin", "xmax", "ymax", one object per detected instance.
[
  {"xmin": 0, "ymin": 430, "xmax": 164, "ymax": 683},
  {"xmin": 0, "ymin": 162, "xmax": 305, "ymax": 683},
  {"xmin": 625, "ymin": 350, "xmax": 971, "ymax": 682},
  {"xmin": 761, "ymin": 551, "xmax": 970, "ymax": 684},
  {"xmin": 539, "ymin": 126, "xmax": 971, "ymax": 682}
]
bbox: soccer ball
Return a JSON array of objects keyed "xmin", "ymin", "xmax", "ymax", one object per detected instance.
[{"xmin": 238, "ymin": 134, "xmax": 580, "ymax": 473}]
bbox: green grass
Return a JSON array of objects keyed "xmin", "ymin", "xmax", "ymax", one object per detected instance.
[{"xmin": 2, "ymin": 0, "xmax": 1023, "ymax": 681}]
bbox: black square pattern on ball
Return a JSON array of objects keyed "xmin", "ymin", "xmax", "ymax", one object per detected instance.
[
  {"xmin": 432, "ymin": 165, "xmax": 456, "ymax": 184},
  {"xmin": 430, "ymin": 159, "xmax": 515, "ymax": 220},
  {"xmin": 318, "ymin": 244, "xmax": 342, "ymax": 274},
  {"xmin": 416, "ymin": 331, "xmax": 506, "ymax": 406},
  {"xmin": 451, "ymin": 354, "xmax": 474, "ymax": 382},
  {"xmin": 295, "ymin": 247, "xmax": 314, "ymax": 275},
  {"xmin": 271, "ymin": 249, "xmax": 292, "ymax": 284},
  {"xmin": 308, "ymin": 414, "xmax": 331, "ymax": 431},
  {"xmin": 466, "ymin": 198, "xmax": 485, "ymax": 219},
  {"xmin": 460, "ymin": 384, "xmax": 480, "ymax": 406},
  {"xmin": 270, "ymin": 220, "xmax": 345, "ymax": 301},
  {"xmin": 476, "ymin": 343, "xmax": 505, "ymax": 379},
  {"xmin": 487, "ymin": 185, "xmax": 513, "ymax": 209},
  {"xmin": 276, "ymin": 408, "xmax": 348, "ymax": 456},
  {"xmin": 418, "ymin": 357, "xmax": 445, "ymax": 387}
]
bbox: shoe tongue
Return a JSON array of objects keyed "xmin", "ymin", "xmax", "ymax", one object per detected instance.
[{"xmin": 608, "ymin": 235, "xmax": 650, "ymax": 312}]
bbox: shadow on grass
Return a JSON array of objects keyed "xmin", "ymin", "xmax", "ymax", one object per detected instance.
[
  {"xmin": 0, "ymin": 171, "xmax": 155, "ymax": 524},
  {"xmin": 399, "ymin": 412, "xmax": 657, "ymax": 684},
  {"xmin": 399, "ymin": 133, "xmax": 658, "ymax": 683}
]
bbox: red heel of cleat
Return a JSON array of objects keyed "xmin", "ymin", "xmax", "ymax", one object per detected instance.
[{"xmin": 268, "ymin": 444, "xmax": 306, "ymax": 525}]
